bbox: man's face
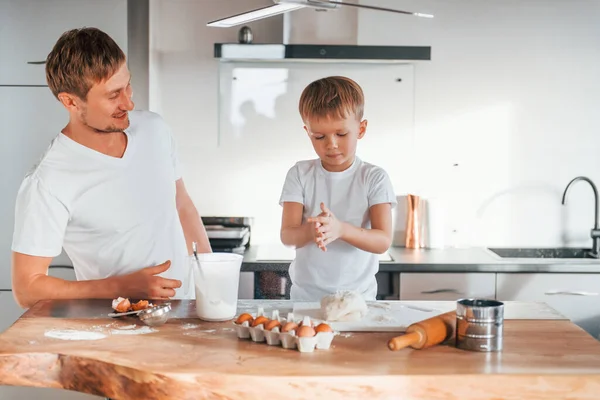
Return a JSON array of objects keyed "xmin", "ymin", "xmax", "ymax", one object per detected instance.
[{"xmin": 78, "ymin": 63, "xmax": 135, "ymax": 133}]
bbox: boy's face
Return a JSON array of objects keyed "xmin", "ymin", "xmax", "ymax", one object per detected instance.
[{"xmin": 304, "ymin": 114, "xmax": 367, "ymax": 172}]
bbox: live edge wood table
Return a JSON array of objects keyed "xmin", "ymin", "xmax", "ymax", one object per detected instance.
[{"xmin": 0, "ymin": 299, "xmax": 599, "ymax": 400}]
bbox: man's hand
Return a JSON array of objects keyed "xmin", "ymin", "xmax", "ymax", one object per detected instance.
[
  {"xmin": 115, "ymin": 261, "xmax": 182, "ymax": 299},
  {"xmin": 307, "ymin": 203, "xmax": 346, "ymax": 251}
]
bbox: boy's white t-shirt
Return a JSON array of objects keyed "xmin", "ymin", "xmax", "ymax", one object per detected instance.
[
  {"xmin": 279, "ymin": 157, "xmax": 397, "ymax": 301},
  {"xmin": 11, "ymin": 110, "xmax": 193, "ymax": 298}
]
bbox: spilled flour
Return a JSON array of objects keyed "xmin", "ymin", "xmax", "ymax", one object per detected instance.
[
  {"xmin": 369, "ymin": 302, "xmax": 391, "ymax": 311},
  {"xmin": 44, "ymin": 329, "xmax": 107, "ymax": 341},
  {"xmin": 374, "ymin": 315, "xmax": 395, "ymax": 324},
  {"xmin": 181, "ymin": 323, "xmax": 200, "ymax": 330},
  {"xmin": 43, "ymin": 324, "xmax": 156, "ymax": 340},
  {"xmin": 110, "ymin": 326, "xmax": 156, "ymax": 335},
  {"xmin": 115, "ymin": 324, "xmax": 137, "ymax": 330}
]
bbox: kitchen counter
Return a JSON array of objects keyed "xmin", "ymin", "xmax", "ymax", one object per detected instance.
[
  {"xmin": 0, "ymin": 299, "xmax": 599, "ymax": 399},
  {"xmin": 242, "ymin": 245, "xmax": 600, "ymax": 273}
]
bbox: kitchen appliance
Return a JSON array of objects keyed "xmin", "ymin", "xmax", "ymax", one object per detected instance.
[
  {"xmin": 210, "ymin": 1, "xmax": 432, "ymax": 63},
  {"xmin": 456, "ymin": 299, "xmax": 504, "ymax": 352},
  {"xmin": 207, "ymin": 0, "xmax": 433, "ymax": 28},
  {"xmin": 201, "ymin": 216, "xmax": 253, "ymax": 254}
]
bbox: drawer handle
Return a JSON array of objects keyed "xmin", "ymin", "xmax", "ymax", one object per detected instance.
[
  {"xmin": 545, "ymin": 291, "xmax": 599, "ymax": 296},
  {"xmin": 27, "ymin": 61, "xmax": 46, "ymax": 65},
  {"xmin": 420, "ymin": 288, "xmax": 462, "ymax": 294}
]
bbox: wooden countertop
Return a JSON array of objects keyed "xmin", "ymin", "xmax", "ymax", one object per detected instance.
[{"xmin": 0, "ymin": 300, "xmax": 599, "ymax": 399}]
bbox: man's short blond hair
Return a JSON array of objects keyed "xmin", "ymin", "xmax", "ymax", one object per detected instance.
[
  {"xmin": 45, "ymin": 27, "xmax": 126, "ymax": 100},
  {"xmin": 299, "ymin": 76, "xmax": 364, "ymax": 122}
]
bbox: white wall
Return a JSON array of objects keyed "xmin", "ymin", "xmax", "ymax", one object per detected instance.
[
  {"xmin": 150, "ymin": 0, "xmax": 285, "ymax": 244},
  {"xmin": 151, "ymin": 0, "xmax": 600, "ymax": 249},
  {"xmin": 357, "ymin": 0, "xmax": 600, "ymax": 248}
]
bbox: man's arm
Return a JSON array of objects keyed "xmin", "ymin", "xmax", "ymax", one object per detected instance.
[
  {"xmin": 175, "ymin": 178, "xmax": 211, "ymax": 254},
  {"xmin": 12, "ymin": 253, "xmax": 181, "ymax": 309},
  {"xmin": 12, "ymin": 252, "xmax": 118, "ymax": 308}
]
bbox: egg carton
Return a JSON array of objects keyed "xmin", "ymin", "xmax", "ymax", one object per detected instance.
[{"xmin": 233, "ymin": 307, "xmax": 337, "ymax": 353}]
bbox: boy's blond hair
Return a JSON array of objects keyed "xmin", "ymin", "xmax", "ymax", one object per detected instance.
[
  {"xmin": 46, "ymin": 27, "xmax": 126, "ymax": 100},
  {"xmin": 299, "ymin": 76, "xmax": 364, "ymax": 122}
]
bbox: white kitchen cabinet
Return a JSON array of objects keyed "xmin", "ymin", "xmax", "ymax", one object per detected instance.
[
  {"xmin": 0, "ymin": 87, "xmax": 67, "ymax": 289},
  {"xmin": 0, "ymin": 0, "xmax": 127, "ymax": 85},
  {"xmin": 400, "ymin": 273, "xmax": 496, "ymax": 301},
  {"xmin": 496, "ymin": 273, "xmax": 600, "ymax": 339}
]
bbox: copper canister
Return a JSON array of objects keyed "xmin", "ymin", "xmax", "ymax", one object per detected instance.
[{"xmin": 405, "ymin": 194, "xmax": 424, "ymax": 248}]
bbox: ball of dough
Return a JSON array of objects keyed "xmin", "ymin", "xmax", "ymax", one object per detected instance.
[{"xmin": 320, "ymin": 290, "xmax": 368, "ymax": 322}]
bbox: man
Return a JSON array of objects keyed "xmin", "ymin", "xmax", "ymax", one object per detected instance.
[{"xmin": 11, "ymin": 27, "xmax": 211, "ymax": 308}]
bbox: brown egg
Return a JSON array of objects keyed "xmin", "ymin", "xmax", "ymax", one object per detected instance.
[
  {"xmin": 281, "ymin": 322, "xmax": 298, "ymax": 333},
  {"xmin": 297, "ymin": 320, "xmax": 314, "ymax": 328},
  {"xmin": 235, "ymin": 313, "xmax": 254, "ymax": 325},
  {"xmin": 251, "ymin": 315, "xmax": 269, "ymax": 327},
  {"xmin": 264, "ymin": 320, "xmax": 281, "ymax": 331},
  {"xmin": 296, "ymin": 325, "xmax": 316, "ymax": 337},
  {"xmin": 314, "ymin": 323, "xmax": 333, "ymax": 333}
]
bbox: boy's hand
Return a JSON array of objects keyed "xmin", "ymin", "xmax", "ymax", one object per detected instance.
[
  {"xmin": 309, "ymin": 211, "xmax": 328, "ymax": 251},
  {"xmin": 307, "ymin": 204, "xmax": 329, "ymax": 251},
  {"xmin": 308, "ymin": 203, "xmax": 345, "ymax": 251},
  {"xmin": 310, "ymin": 219, "xmax": 326, "ymax": 251}
]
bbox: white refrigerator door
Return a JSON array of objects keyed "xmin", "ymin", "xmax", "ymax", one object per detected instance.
[{"xmin": 0, "ymin": 87, "xmax": 68, "ymax": 289}]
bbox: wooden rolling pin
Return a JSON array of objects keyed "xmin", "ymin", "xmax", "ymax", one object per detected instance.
[{"xmin": 387, "ymin": 311, "xmax": 456, "ymax": 351}]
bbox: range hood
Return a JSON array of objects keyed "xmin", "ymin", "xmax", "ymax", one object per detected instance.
[
  {"xmin": 214, "ymin": 43, "xmax": 430, "ymax": 62},
  {"xmin": 213, "ymin": 2, "xmax": 432, "ymax": 62}
]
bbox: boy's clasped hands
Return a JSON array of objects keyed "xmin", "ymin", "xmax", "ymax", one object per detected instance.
[{"xmin": 307, "ymin": 202, "xmax": 345, "ymax": 251}]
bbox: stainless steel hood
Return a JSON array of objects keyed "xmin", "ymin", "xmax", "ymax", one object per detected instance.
[
  {"xmin": 213, "ymin": 3, "xmax": 431, "ymax": 62},
  {"xmin": 214, "ymin": 43, "xmax": 431, "ymax": 62}
]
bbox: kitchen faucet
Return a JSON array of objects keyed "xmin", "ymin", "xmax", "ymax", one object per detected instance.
[{"xmin": 561, "ymin": 176, "xmax": 600, "ymax": 258}]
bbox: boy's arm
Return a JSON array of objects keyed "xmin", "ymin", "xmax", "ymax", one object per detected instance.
[
  {"xmin": 309, "ymin": 203, "xmax": 393, "ymax": 254},
  {"xmin": 280, "ymin": 202, "xmax": 316, "ymax": 249},
  {"xmin": 340, "ymin": 203, "xmax": 393, "ymax": 254}
]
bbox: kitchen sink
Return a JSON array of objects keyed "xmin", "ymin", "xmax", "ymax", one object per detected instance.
[{"xmin": 487, "ymin": 247, "xmax": 598, "ymax": 259}]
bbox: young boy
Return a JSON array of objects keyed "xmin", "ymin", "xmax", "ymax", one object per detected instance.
[{"xmin": 279, "ymin": 76, "xmax": 397, "ymax": 301}]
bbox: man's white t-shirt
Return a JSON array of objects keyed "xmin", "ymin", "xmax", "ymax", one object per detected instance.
[
  {"xmin": 279, "ymin": 157, "xmax": 397, "ymax": 301},
  {"xmin": 11, "ymin": 110, "xmax": 193, "ymax": 298}
]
